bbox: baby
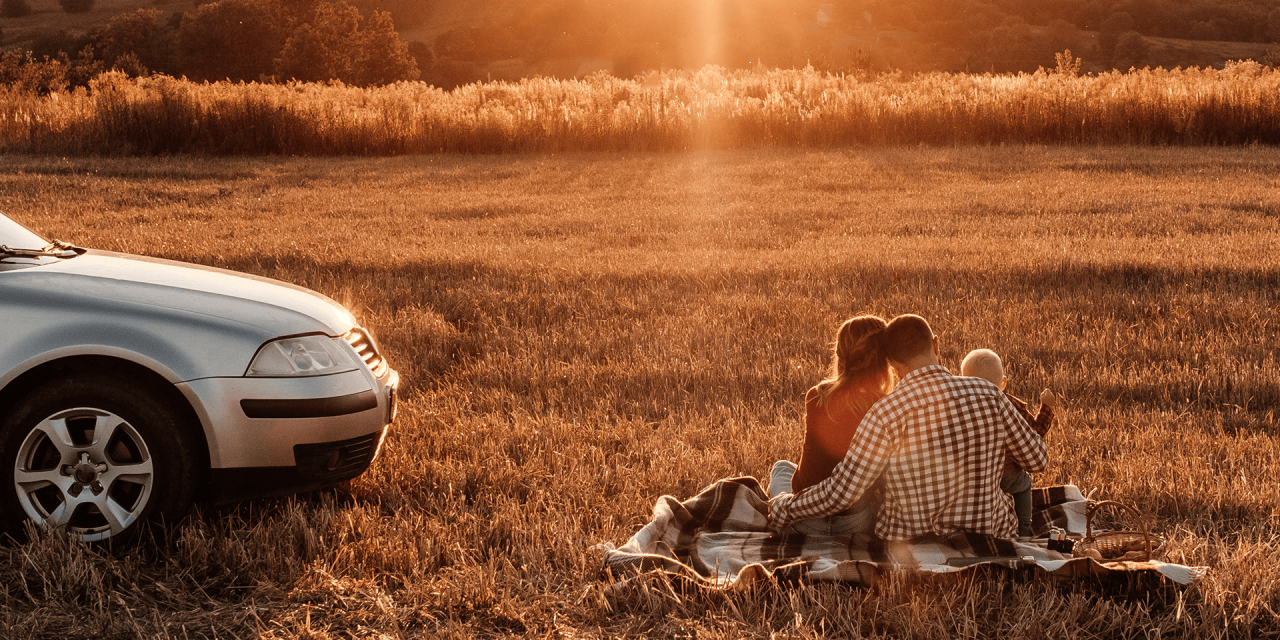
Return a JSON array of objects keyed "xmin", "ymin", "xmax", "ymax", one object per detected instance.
[{"xmin": 960, "ymin": 348, "xmax": 1056, "ymax": 539}]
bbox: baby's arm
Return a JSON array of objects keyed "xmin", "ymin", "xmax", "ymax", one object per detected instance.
[{"xmin": 1032, "ymin": 389, "xmax": 1056, "ymax": 436}]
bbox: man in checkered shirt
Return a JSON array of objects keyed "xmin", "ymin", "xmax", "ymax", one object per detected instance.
[{"xmin": 768, "ymin": 314, "xmax": 1048, "ymax": 540}]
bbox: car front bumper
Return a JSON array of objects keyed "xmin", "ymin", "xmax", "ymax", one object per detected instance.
[{"xmin": 178, "ymin": 367, "xmax": 399, "ymax": 504}]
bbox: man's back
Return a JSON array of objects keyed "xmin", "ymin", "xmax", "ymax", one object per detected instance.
[{"xmin": 769, "ymin": 364, "xmax": 1048, "ymax": 539}]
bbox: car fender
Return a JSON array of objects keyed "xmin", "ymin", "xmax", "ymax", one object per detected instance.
[
  {"xmin": 0, "ymin": 293, "xmax": 276, "ymax": 384},
  {"xmin": 0, "ymin": 304, "xmax": 273, "ymax": 466}
]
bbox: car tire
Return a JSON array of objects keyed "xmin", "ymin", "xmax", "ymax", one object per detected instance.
[{"xmin": 0, "ymin": 374, "xmax": 200, "ymax": 544}]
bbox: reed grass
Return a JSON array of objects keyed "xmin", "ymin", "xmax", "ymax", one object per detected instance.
[
  {"xmin": 0, "ymin": 146, "xmax": 1278, "ymax": 637},
  {"xmin": 1, "ymin": 62, "xmax": 1280, "ymax": 156}
]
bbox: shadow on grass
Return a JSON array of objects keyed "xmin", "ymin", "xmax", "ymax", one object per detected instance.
[{"xmin": 181, "ymin": 252, "xmax": 1280, "ymax": 422}]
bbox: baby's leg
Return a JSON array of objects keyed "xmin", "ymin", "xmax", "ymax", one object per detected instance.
[{"xmin": 1001, "ymin": 470, "xmax": 1034, "ymax": 537}]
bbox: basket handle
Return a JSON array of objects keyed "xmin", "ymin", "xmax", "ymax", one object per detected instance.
[{"xmin": 1085, "ymin": 500, "xmax": 1153, "ymax": 562}]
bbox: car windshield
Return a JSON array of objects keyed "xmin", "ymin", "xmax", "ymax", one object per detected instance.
[{"xmin": 0, "ymin": 214, "xmax": 49, "ymax": 251}]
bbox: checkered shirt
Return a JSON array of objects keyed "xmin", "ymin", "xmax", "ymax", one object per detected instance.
[{"xmin": 768, "ymin": 365, "xmax": 1048, "ymax": 540}]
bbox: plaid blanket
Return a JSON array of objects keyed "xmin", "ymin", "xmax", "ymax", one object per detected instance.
[{"xmin": 600, "ymin": 477, "xmax": 1205, "ymax": 590}]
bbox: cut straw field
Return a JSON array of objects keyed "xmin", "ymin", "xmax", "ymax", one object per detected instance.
[{"xmin": 1, "ymin": 145, "xmax": 1279, "ymax": 637}]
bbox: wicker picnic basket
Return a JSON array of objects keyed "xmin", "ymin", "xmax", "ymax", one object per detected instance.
[{"xmin": 1072, "ymin": 500, "xmax": 1165, "ymax": 562}]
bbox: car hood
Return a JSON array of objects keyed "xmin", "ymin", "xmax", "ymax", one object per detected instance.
[{"xmin": 24, "ymin": 250, "xmax": 356, "ymax": 336}]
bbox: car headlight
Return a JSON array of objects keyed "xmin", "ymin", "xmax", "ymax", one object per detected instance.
[{"xmin": 246, "ymin": 335, "xmax": 359, "ymax": 377}]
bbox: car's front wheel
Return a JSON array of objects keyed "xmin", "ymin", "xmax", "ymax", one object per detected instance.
[{"xmin": 0, "ymin": 375, "xmax": 200, "ymax": 543}]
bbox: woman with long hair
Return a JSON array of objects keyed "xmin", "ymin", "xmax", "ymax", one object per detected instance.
[{"xmin": 769, "ymin": 314, "xmax": 895, "ymax": 535}]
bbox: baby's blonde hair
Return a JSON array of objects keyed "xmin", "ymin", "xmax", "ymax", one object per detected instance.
[{"xmin": 960, "ymin": 348, "xmax": 1004, "ymax": 386}]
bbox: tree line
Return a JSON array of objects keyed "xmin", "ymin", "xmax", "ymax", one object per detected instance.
[
  {"xmin": 4, "ymin": 0, "xmax": 1279, "ymax": 93},
  {"xmin": 0, "ymin": 0, "xmax": 421, "ymax": 94}
]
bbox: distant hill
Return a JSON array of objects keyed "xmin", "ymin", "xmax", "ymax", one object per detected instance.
[
  {"xmin": 396, "ymin": 0, "xmax": 530, "ymax": 43},
  {"xmin": 2, "ymin": 0, "xmax": 1275, "ymax": 87},
  {"xmin": 413, "ymin": 0, "xmax": 1277, "ymax": 85}
]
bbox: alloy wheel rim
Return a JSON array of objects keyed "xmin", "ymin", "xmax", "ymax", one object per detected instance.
[{"xmin": 13, "ymin": 407, "xmax": 154, "ymax": 541}]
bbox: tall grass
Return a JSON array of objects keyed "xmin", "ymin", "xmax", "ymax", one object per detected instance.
[{"xmin": 1, "ymin": 62, "xmax": 1280, "ymax": 155}]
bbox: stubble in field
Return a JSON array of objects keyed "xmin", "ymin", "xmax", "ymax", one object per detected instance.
[{"xmin": 1, "ymin": 146, "xmax": 1278, "ymax": 637}]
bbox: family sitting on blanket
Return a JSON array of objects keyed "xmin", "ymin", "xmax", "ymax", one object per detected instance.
[{"xmin": 768, "ymin": 313, "xmax": 1055, "ymax": 541}]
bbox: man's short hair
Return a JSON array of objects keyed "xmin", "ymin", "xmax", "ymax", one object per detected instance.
[
  {"xmin": 883, "ymin": 314, "xmax": 934, "ymax": 363},
  {"xmin": 960, "ymin": 349, "xmax": 1003, "ymax": 386}
]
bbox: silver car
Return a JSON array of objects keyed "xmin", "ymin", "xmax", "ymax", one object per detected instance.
[{"xmin": 0, "ymin": 213, "xmax": 398, "ymax": 542}]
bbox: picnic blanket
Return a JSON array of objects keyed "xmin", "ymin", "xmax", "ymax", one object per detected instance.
[{"xmin": 599, "ymin": 477, "xmax": 1206, "ymax": 591}]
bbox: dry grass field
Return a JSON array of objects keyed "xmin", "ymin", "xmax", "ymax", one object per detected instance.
[{"xmin": 1, "ymin": 145, "xmax": 1279, "ymax": 637}]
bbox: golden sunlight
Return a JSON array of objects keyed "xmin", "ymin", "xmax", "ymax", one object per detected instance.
[{"xmin": 693, "ymin": 0, "xmax": 725, "ymax": 67}]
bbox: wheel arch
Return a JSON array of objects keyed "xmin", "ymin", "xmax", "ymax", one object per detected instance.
[{"xmin": 0, "ymin": 355, "xmax": 213, "ymax": 496}]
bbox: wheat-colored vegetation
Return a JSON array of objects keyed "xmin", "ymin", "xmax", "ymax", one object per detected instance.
[
  {"xmin": 2, "ymin": 61, "xmax": 1280, "ymax": 155},
  {"xmin": 1, "ymin": 146, "xmax": 1279, "ymax": 637}
]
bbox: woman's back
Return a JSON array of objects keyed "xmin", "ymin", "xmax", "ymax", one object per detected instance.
[{"xmin": 791, "ymin": 380, "xmax": 886, "ymax": 492}]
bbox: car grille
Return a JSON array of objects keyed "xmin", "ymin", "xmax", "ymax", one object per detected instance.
[
  {"xmin": 344, "ymin": 327, "xmax": 389, "ymax": 378},
  {"xmin": 294, "ymin": 430, "xmax": 385, "ymax": 483}
]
